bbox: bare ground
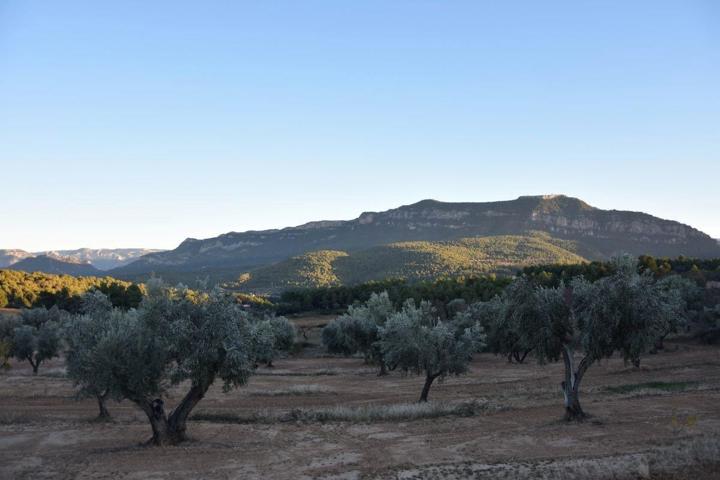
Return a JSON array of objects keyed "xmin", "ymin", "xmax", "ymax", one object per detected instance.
[{"xmin": 1, "ymin": 335, "xmax": 719, "ymax": 479}]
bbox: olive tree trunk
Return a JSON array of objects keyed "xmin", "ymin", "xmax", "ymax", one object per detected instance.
[
  {"xmin": 28, "ymin": 356, "xmax": 40, "ymax": 375},
  {"xmin": 136, "ymin": 378, "xmax": 213, "ymax": 446},
  {"xmin": 96, "ymin": 391, "xmax": 111, "ymax": 420},
  {"xmin": 419, "ymin": 373, "xmax": 440, "ymax": 403},
  {"xmin": 561, "ymin": 345, "xmax": 591, "ymax": 421},
  {"xmin": 511, "ymin": 349, "xmax": 532, "ymax": 364},
  {"xmin": 654, "ymin": 331, "xmax": 669, "ymax": 351}
]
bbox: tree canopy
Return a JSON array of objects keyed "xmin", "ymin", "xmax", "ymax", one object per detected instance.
[
  {"xmin": 0, "ymin": 269, "xmax": 143, "ymax": 312},
  {"xmin": 322, "ymin": 292, "xmax": 394, "ymax": 373},
  {"xmin": 66, "ymin": 280, "xmax": 258, "ymax": 445},
  {"xmin": 378, "ymin": 299, "xmax": 485, "ymax": 401},
  {"xmin": 505, "ymin": 256, "xmax": 683, "ymax": 420}
]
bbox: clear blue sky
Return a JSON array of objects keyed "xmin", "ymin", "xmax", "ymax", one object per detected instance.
[{"xmin": 1, "ymin": 1, "xmax": 718, "ymax": 251}]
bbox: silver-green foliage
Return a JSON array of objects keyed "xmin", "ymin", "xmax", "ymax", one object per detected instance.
[
  {"xmin": 0, "ymin": 314, "xmax": 21, "ymax": 368},
  {"xmin": 249, "ymin": 318, "xmax": 277, "ymax": 365},
  {"xmin": 0, "ymin": 314, "xmax": 21, "ymax": 344},
  {"xmin": 267, "ymin": 315, "xmax": 296, "ymax": 351},
  {"xmin": 249, "ymin": 315, "xmax": 296, "ymax": 365},
  {"xmin": 63, "ymin": 291, "xmax": 125, "ymax": 416},
  {"xmin": 12, "ymin": 307, "xmax": 62, "ymax": 374},
  {"xmin": 379, "ymin": 299, "xmax": 485, "ymax": 401},
  {"xmin": 570, "ymin": 257, "xmax": 679, "ymax": 366},
  {"xmin": 69, "ymin": 279, "xmax": 256, "ymax": 444},
  {"xmin": 322, "ymin": 291, "xmax": 394, "ymax": 360},
  {"xmin": 504, "ymin": 255, "xmax": 685, "ymax": 420},
  {"xmin": 20, "ymin": 306, "xmax": 64, "ymax": 328},
  {"xmin": 654, "ymin": 274, "xmax": 702, "ymax": 341}
]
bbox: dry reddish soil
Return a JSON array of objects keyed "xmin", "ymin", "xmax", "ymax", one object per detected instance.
[{"xmin": 1, "ymin": 327, "xmax": 719, "ymax": 479}]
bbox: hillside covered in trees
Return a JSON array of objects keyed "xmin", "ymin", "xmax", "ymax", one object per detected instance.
[
  {"xmin": 273, "ymin": 254, "xmax": 720, "ymax": 315},
  {"xmin": 234, "ymin": 234, "xmax": 586, "ymax": 293},
  {"xmin": 0, "ymin": 269, "xmax": 143, "ymax": 311}
]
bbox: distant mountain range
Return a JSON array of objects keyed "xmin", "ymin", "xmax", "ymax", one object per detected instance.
[
  {"xmin": 108, "ymin": 195, "xmax": 720, "ymax": 289},
  {"xmin": 3, "ymin": 196, "xmax": 719, "ymax": 289},
  {"xmin": 0, "ymin": 248, "xmax": 163, "ymax": 272},
  {"xmin": 8, "ymin": 255, "xmax": 103, "ymax": 276}
]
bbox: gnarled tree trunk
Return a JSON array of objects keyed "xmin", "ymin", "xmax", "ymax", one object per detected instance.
[
  {"xmin": 561, "ymin": 345, "xmax": 591, "ymax": 421},
  {"xmin": 136, "ymin": 376, "xmax": 214, "ymax": 446}
]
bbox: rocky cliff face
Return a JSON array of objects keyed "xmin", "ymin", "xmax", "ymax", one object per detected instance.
[
  {"xmin": 111, "ymin": 195, "xmax": 720, "ymax": 279},
  {"xmin": 530, "ymin": 212, "xmax": 706, "ymax": 242}
]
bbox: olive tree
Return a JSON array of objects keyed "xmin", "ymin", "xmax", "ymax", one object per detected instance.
[
  {"xmin": 654, "ymin": 275, "xmax": 701, "ymax": 350},
  {"xmin": 12, "ymin": 307, "xmax": 62, "ymax": 374},
  {"xmin": 249, "ymin": 314, "xmax": 295, "ymax": 367},
  {"xmin": 322, "ymin": 291, "xmax": 394, "ymax": 374},
  {"xmin": 511, "ymin": 256, "xmax": 679, "ymax": 421},
  {"xmin": 378, "ymin": 299, "xmax": 484, "ymax": 402},
  {"xmin": 63, "ymin": 291, "xmax": 117, "ymax": 419},
  {"xmin": 482, "ymin": 282, "xmax": 540, "ymax": 364},
  {"xmin": 268, "ymin": 315, "xmax": 296, "ymax": 351},
  {"xmin": 321, "ymin": 315, "xmax": 374, "ymax": 355},
  {"xmin": 453, "ymin": 297, "xmax": 505, "ymax": 354},
  {"xmin": 73, "ymin": 280, "xmax": 256, "ymax": 445},
  {"xmin": 20, "ymin": 305, "xmax": 64, "ymax": 328},
  {"xmin": 0, "ymin": 314, "xmax": 21, "ymax": 369}
]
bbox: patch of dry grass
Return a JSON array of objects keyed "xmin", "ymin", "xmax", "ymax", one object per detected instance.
[
  {"xmin": 253, "ymin": 368, "xmax": 343, "ymax": 376},
  {"xmin": 385, "ymin": 435, "xmax": 720, "ymax": 480},
  {"xmin": 0, "ymin": 411, "xmax": 36, "ymax": 425},
  {"xmin": 192, "ymin": 399, "xmax": 500, "ymax": 424},
  {"xmin": 247, "ymin": 384, "xmax": 336, "ymax": 396},
  {"xmin": 604, "ymin": 381, "xmax": 697, "ymax": 395}
]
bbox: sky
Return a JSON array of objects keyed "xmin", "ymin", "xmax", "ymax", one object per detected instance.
[{"xmin": 1, "ymin": 1, "xmax": 718, "ymax": 251}]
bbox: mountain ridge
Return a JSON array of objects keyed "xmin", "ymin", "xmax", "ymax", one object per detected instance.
[
  {"xmin": 111, "ymin": 195, "xmax": 720, "ymax": 281},
  {"xmin": 0, "ymin": 248, "xmax": 164, "ymax": 271},
  {"xmin": 8, "ymin": 255, "xmax": 102, "ymax": 277}
]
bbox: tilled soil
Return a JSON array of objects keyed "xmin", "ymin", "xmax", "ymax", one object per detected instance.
[{"xmin": 1, "ymin": 339, "xmax": 719, "ymax": 479}]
